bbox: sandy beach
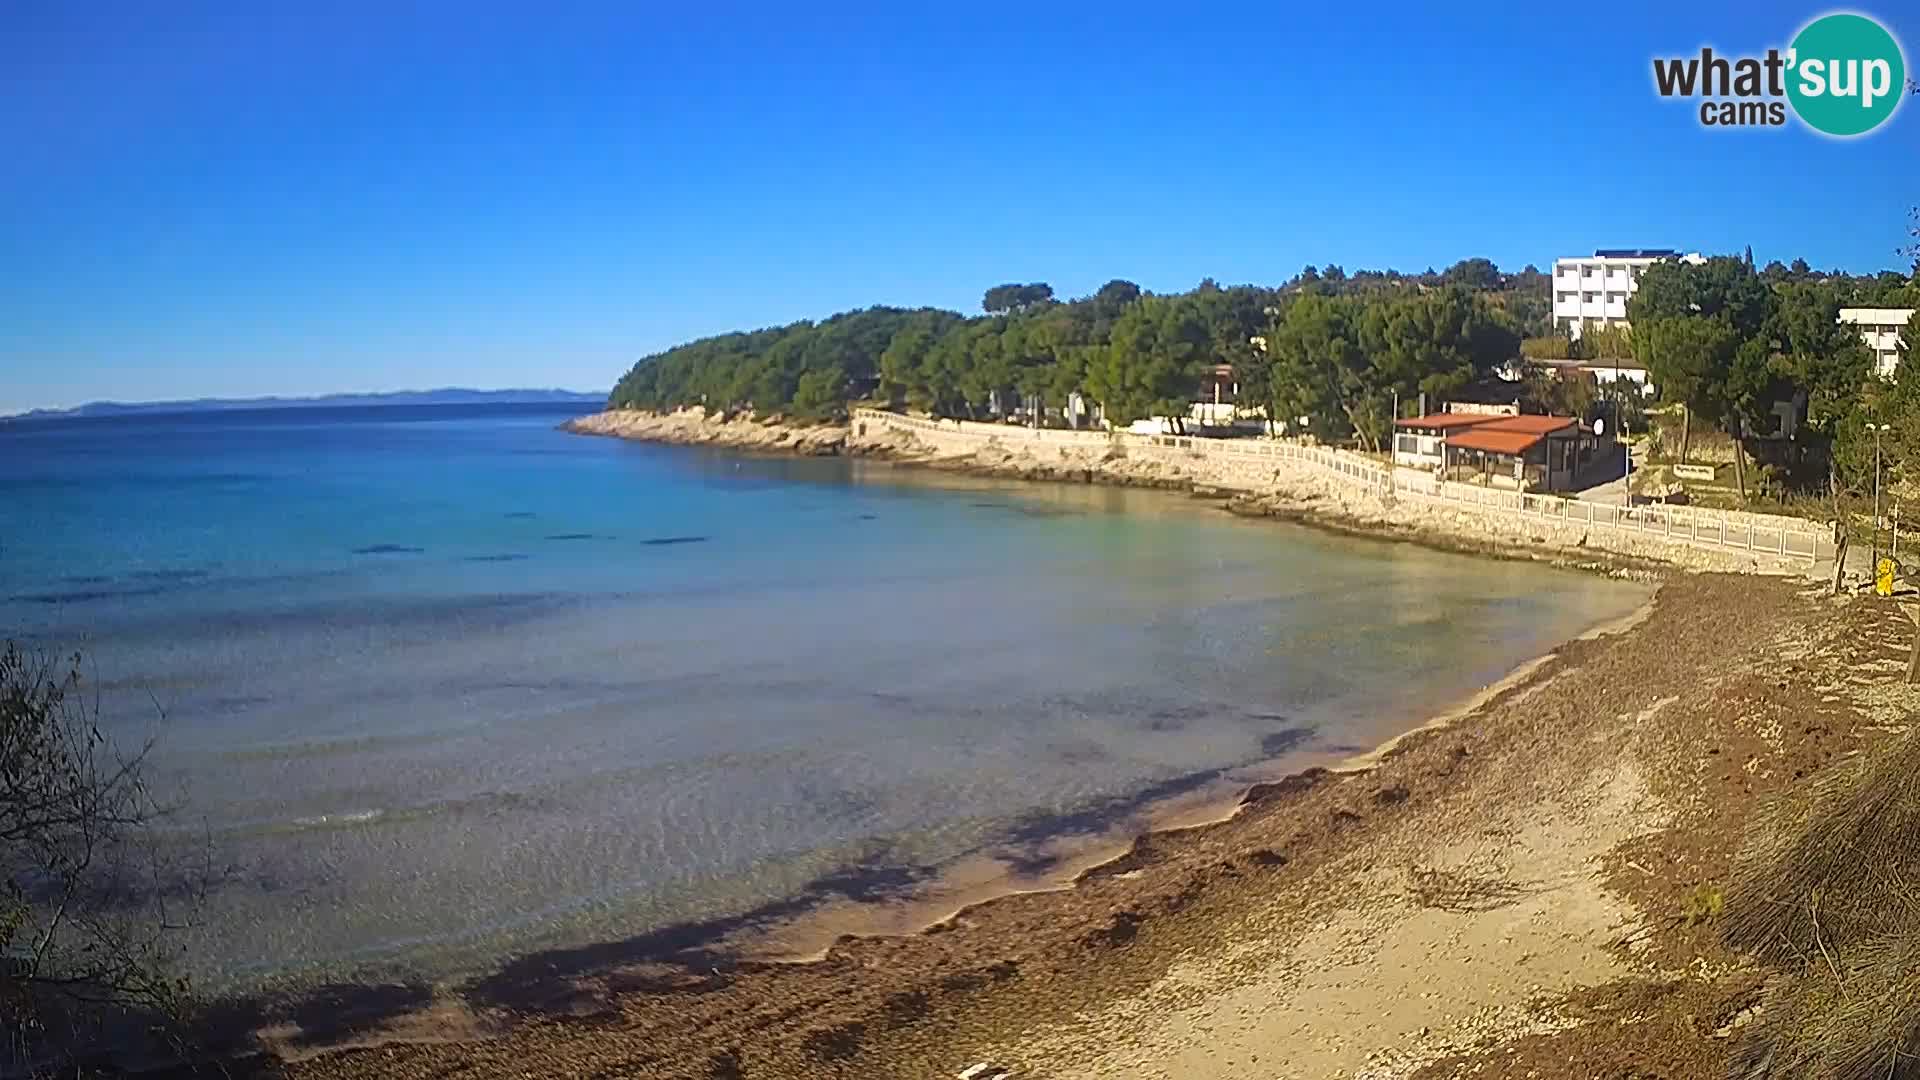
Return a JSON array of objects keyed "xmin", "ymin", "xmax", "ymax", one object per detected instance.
[
  {"xmin": 252, "ymin": 570, "xmax": 1916, "ymax": 1079},
  {"xmin": 150, "ymin": 413, "xmax": 1896, "ymax": 1078}
]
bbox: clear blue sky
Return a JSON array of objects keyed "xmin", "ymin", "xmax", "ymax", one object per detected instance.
[{"xmin": 2, "ymin": 2, "xmax": 1913, "ymax": 414}]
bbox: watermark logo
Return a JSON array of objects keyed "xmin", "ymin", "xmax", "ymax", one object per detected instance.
[{"xmin": 1652, "ymin": 11, "xmax": 1905, "ymax": 137}]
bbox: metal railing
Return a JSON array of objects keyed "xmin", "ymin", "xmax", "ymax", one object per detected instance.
[{"xmin": 1391, "ymin": 477, "xmax": 1824, "ymax": 561}]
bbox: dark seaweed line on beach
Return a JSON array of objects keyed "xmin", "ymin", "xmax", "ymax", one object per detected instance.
[{"xmin": 187, "ymin": 722, "xmax": 1323, "ymax": 1061}]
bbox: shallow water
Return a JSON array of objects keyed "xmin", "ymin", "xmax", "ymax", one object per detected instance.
[{"xmin": 0, "ymin": 404, "xmax": 1647, "ymax": 992}]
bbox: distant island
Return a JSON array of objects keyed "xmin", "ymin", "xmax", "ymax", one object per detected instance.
[{"xmin": 4, "ymin": 388, "xmax": 607, "ymax": 422}]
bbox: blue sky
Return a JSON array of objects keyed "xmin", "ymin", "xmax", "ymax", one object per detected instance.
[{"xmin": 2, "ymin": 2, "xmax": 1914, "ymax": 414}]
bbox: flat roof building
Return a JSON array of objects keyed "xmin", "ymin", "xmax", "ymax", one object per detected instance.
[
  {"xmin": 1838, "ymin": 307, "xmax": 1914, "ymax": 378},
  {"xmin": 1551, "ymin": 249, "xmax": 1703, "ymax": 340}
]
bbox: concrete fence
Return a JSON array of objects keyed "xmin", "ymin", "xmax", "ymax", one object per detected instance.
[{"xmin": 851, "ymin": 408, "xmax": 1830, "ymax": 565}]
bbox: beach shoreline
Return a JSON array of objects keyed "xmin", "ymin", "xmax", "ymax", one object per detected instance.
[
  {"xmin": 255, "ymin": 571, "xmax": 1914, "ymax": 1079},
  {"xmin": 196, "ymin": 586, "xmax": 1636, "ymax": 1068},
  {"xmin": 154, "ymin": 413, "xmax": 1887, "ymax": 1078},
  {"xmin": 182, "ymin": 575, "xmax": 1651, "ymax": 1072}
]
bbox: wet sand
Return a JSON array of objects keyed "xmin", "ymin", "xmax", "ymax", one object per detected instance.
[{"xmin": 226, "ymin": 570, "xmax": 1918, "ymax": 1079}]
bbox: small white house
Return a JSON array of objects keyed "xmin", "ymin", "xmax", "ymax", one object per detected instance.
[{"xmin": 1526, "ymin": 356, "xmax": 1657, "ymax": 397}]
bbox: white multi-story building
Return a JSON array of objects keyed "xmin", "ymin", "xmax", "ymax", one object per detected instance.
[
  {"xmin": 1551, "ymin": 249, "xmax": 1704, "ymax": 339},
  {"xmin": 1838, "ymin": 307, "xmax": 1914, "ymax": 378}
]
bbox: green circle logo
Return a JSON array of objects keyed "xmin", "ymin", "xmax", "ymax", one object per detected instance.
[{"xmin": 1786, "ymin": 13, "xmax": 1906, "ymax": 137}]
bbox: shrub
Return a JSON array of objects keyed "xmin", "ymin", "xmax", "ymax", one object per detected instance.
[
  {"xmin": 2, "ymin": 643, "xmax": 189, "ymax": 1068},
  {"xmin": 1721, "ymin": 728, "xmax": 1920, "ymax": 1077},
  {"xmin": 1521, "ymin": 335, "xmax": 1575, "ymax": 360}
]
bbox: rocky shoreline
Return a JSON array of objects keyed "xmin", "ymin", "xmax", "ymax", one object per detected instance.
[
  {"xmin": 561, "ymin": 408, "xmax": 853, "ymax": 457},
  {"xmin": 564, "ymin": 408, "xmax": 1803, "ymax": 578}
]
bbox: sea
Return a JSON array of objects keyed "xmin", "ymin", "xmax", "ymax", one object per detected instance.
[{"xmin": 0, "ymin": 402, "xmax": 1647, "ymax": 995}]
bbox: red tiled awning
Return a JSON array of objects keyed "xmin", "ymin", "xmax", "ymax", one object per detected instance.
[
  {"xmin": 1445, "ymin": 428, "xmax": 1548, "ymax": 456},
  {"xmin": 1478, "ymin": 414, "xmax": 1579, "ymax": 436},
  {"xmin": 1398, "ymin": 412, "xmax": 1584, "ymax": 453}
]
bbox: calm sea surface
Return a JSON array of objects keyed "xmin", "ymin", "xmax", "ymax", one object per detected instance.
[{"xmin": 0, "ymin": 403, "xmax": 1645, "ymax": 993}]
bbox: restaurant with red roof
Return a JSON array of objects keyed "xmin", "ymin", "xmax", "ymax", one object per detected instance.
[{"xmin": 1392, "ymin": 406, "xmax": 1611, "ymax": 492}]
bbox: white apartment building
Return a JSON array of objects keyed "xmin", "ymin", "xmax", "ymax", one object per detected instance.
[
  {"xmin": 1838, "ymin": 307, "xmax": 1914, "ymax": 378},
  {"xmin": 1551, "ymin": 249, "xmax": 1704, "ymax": 339}
]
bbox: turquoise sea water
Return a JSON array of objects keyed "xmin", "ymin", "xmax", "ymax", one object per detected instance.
[{"xmin": 0, "ymin": 404, "xmax": 1645, "ymax": 993}]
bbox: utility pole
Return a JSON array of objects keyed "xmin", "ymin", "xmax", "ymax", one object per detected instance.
[
  {"xmin": 1388, "ymin": 389, "xmax": 1399, "ymax": 505},
  {"xmin": 1873, "ymin": 423, "xmax": 1887, "ymax": 573},
  {"xmin": 1621, "ymin": 391, "xmax": 1632, "ymax": 507}
]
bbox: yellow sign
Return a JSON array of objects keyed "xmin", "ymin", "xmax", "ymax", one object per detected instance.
[{"xmin": 1877, "ymin": 557, "xmax": 1898, "ymax": 597}]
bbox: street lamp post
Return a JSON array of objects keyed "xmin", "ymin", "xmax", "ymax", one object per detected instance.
[
  {"xmin": 1388, "ymin": 389, "xmax": 1398, "ymax": 505},
  {"xmin": 1620, "ymin": 389, "xmax": 1632, "ymax": 507},
  {"xmin": 1869, "ymin": 422, "xmax": 1892, "ymax": 575}
]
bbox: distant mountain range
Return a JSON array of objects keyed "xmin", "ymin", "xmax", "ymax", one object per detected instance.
[{"xmin": 4, "ymin": 388, "xmax": 608, "ymax": 422}]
